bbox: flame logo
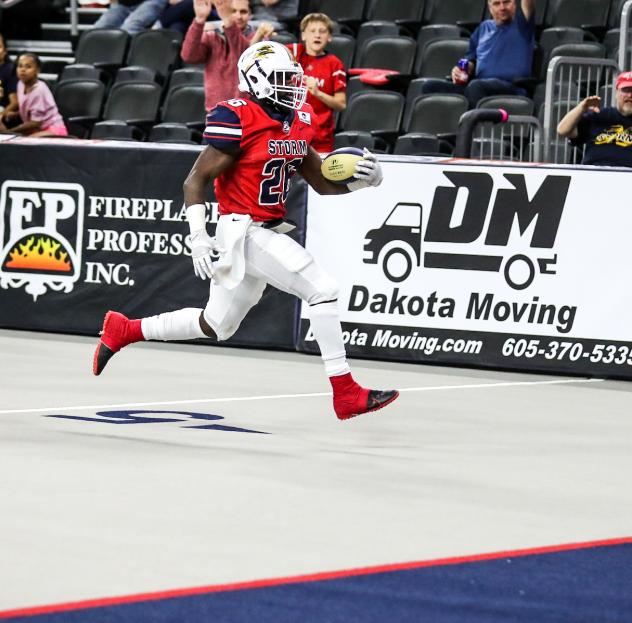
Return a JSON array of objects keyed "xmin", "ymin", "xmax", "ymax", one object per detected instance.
[{"xmin": 4, "ymin": 235, "xmax": 72, "ymax": 273}]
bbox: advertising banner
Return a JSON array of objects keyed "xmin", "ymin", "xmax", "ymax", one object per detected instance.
[
  {"xmin": 0, "ymin": 140, "xmax": 306, "ymax": 349},
  {"xmin": 299, "ymin": 158, "xmax": 632, "ymax": 379}
]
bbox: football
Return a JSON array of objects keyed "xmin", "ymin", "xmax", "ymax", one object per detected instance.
[{"xmin": 320, "ymin": 147, "xmax": 364, "ymax": 184}]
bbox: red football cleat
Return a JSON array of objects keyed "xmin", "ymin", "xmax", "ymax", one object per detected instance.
[
  {"xmin": 331, "ymin": 372, "xmax": 399, "ymax": 420},
  {"xmin": 92, "ymin": 311, "xmax": 143, "ymax": 376}
]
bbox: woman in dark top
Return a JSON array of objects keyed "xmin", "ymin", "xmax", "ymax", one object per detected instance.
[{"xmin": 0, "ymin": 33, "xmax": 19, "ymax": 126}]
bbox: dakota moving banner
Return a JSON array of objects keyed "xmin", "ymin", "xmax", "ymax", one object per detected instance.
[
  {"xmin": 299, "ymin": 159, "xmax": 632, "ymax": 379},
  {"xmin": 0, "ymin": 139, "xmax": 306, "ymax": 349}
]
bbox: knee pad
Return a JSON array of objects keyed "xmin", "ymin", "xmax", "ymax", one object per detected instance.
[
  {"xmin": 202, "ymin": 310, "xmax": 238, "ymax": 342},
  {"xmin": 306, "ymin": 270, "xmax": 339, "ymax": 306}
]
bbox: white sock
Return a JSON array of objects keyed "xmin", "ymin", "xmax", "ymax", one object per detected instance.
[
  {"xmin": 308, "ymin": 301, "xmax": 351, "ymax": 377},
  {"xmin": 141, "ymin": 308, "xmax": 206, "ymax": 341}
]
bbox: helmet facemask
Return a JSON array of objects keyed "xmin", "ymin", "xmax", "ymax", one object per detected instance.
[{"xmin": 238, "ymin": 42, "xmax": 308, "ymax": 111}]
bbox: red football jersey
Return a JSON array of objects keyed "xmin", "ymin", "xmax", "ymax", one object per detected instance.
[
  {"xmin": 203, "ymin": 97, "xmax": 315, "ymax": 221},
  {"xmin": 288, "ymin": 43, "xmax": 346, "ymax": 152}
]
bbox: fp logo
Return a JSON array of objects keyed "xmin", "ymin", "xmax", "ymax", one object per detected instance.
[{"xmin": 0, "ymin": 181, "xmax": 84, "ymax": 300}]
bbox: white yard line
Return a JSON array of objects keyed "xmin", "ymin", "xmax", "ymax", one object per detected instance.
[{"xmin": 0, "ymin": 378, "xmax": 603, "ymax": 415}]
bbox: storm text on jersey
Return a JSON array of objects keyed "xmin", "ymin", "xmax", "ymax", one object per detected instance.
[{"xmin": 268, "ymin": 139, "xmax": 309, "ymax": 156}]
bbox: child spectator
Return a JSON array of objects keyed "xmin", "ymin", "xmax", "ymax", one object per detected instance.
[
  {"xmin": 0, "ymin": 52, "xmax": 68, "ymax": 137},
  {"xmin": 0, "ymin": 33, "xmax": 18, "ymax": 124},
  {"xmin": 288, "ymin": 12, "xmax": 346, "ymax": 153}
]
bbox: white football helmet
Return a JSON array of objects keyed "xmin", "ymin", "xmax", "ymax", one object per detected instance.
[{"xmin": 237, "ymin": 41, "xmax": 307, "ymax": 111}]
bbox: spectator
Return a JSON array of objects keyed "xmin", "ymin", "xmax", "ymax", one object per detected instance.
[
  {"xmin": 0, "ymin": 33, "xmax": 18, "ymax": 125},
  {"xmin": 422, "ymin": 0, "xmax": 536, "ymax": 108},
  {"xmin": 0, "ymin": 52, "xmax": 68, "ymax": 137},
  {"xmin": 288, "ymin": 13, "xmax": 346, "ymax": 153},
  {"xmin": 92, "ymin": 0, "xmax": 168, "ymax": 36},
  {"xmin": 181, "ymin": 0, "xmax": 274, "ymax": 110},
  {"xmin": 160, "ymin": 0, "xmax": 197, "ymax": 34},
  {"xmin": 250, "ymin": 0, "xmax": 298, "ymax": 32},
  {"xmin": 557, "ymin": 72, "xmax": 632, "ymax": 167}
]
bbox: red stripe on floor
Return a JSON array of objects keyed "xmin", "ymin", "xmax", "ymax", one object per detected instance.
[{"xmin": 2, "ymin": 536, "xmax": 631, "ymax": 619}]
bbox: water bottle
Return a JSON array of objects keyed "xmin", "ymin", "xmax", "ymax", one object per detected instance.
[{"xmin": 454, "ymin": 58, "xmax": 469, "ymax": 85}]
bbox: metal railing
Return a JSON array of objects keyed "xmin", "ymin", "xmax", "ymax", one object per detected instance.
[
  {"xmin": 619, "ymin": 0, "xmax": 632, "ymax": 71},
  {"xmin": 542, "ymin": 56, "xmax": 619, "ymax": 163},
  {"xmin": 471, "ymin": 115, "xmax": 542, "ymax": 162}
]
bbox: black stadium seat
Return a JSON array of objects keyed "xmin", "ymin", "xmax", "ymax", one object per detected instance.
[
  {"xmin": 59, "ymin": 63, "xmax": 102, "ymax": 82},
  {"xmin": 476, "ymin": 95, "xmax": 535, "ymax": 116},
  {"xmin": 325, "ymin": 34, "xmax": 355, "ymax": 69},
  {"xmin": 355, "ymin": 21, "xmax": 400, "ymax": 61},
  {"xmin": 544, "ymin": 0, "xmax": 610, "ymax": 32},
  {"xmin": 149, "ymin": 123, "xmax": 197, "ymax": 144},
  {"xmin": 126, "ymin": 29, "xmax": 181, "ymax": 80},
  {"xmin": 54, "ymin": 79, "xmax": 105, "ymax": 138},
  {"xmin": 365, "ymin": 0, "xmax": 425, "ymax": 30},
  {"xmin": 548, "ymin": 42, "xmax": 606, "ymax": 61},
  {"xmin": 91, "ymin": 120, "xmax": 141, "ymax": 141},
  {"xmin": 308, "ymin": 0, "xmax": 366, "ymax": 27},
  {"xmin": 114, "ymin": 65, "xmax": 158, "ymax": 85},
  {"xmin": 167, "ymin": 67, "xmax": 204, "ymax": 93},
  {"xmin": 415, "ymin": 38, "xmax": 469, "ymax": 78},
  {"xmin": 102, "ymin": 81, "xmax": 162, "ymax": 134},
  {"xmin": 424, "ymin": 0, "xmax": 485, "ymax": 30},
  {"xmin": 339, "ymin": 90, "xmax": 405, "ymax": 148},
  {"xmin": 404, "ymin": 93, "xmax": 468, "ymax": 138},
  {"xmin": 74, "ymin": 28, "xmax": 129, "ymax": 73},
  {"xmin": 160, "ymin": 85, "xmax": 206, "ymax": 131},
  {"xmin": 353, "ymin": 36, "xmax": 417, "ymax": 73}
]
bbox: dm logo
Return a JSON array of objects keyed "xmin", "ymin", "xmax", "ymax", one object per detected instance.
[
  {"xmin": 363, "ymin": 172, "xmax": 571, "ymax": 290},
  {"xmin": 0, "ymin": 181, "xmax": 84, "ymax": 300}
]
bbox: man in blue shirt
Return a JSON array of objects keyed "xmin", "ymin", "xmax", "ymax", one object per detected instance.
[
  {"xmin": 557, "ymin": 71, "xmax": 632, "ymax": 167},
  {"xmin": 421, "ymin": 0, "xmax": 536, "ymax": 107}
]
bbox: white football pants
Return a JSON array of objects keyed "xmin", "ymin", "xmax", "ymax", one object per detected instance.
[{"xmin": 142, "ymin": 225, "xmax": 350, "ymax": 377}]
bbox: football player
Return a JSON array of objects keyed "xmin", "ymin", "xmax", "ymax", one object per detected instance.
[{"xmin": 93, "ymin": 41, "xmax": 399, "ymax": 420}]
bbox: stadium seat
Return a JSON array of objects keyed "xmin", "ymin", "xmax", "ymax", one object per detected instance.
[
  {"xmin": 91, "ymin": 120, "xmax": 141, "ymax": 141},
  {"xmin": 424, "ymin": 0, "xmax": 486, "ymax": 30},
  {"xmin": 416, "ymin": 24, "xmax": 463, "ymax": 54},
  {"xmin": 102, "ymin": 81, "xmax": 162, "ymax": 134},
  {"xmin": 160, "ymin": 85, "xmax": 206, "ymax": 131},
  {"xmin": 167, "ymin": 67, "xmax": 204, "ymax": 92},
  {"xmin": 544, "ymin": 0, "xmax": 611, "ymax": 34},
  {"xmin": 548, "ymin": 41, "xmax": 606, "ymax": 61},
  {"xmin": 345, "ymin": 76, "xmax": 379, "ymax": 102},
  {"xmin": 149, "ymin": 123, "xmax": 197, "ymax": 144},
  {"xmin": 355, "ymin": 21, "xmax": 400, "ymax": 61},
  {"xmin": 393, "ymin": 132, "xmax": 450, "ymax": 155},
  {"xmin": 365, "ymin": 0, "xmax": 425, "ymax": 30},
  {"xmin": 353, "ymin": 35, "xmax": 417, "ymax": 74},
  {"xmin": 307, "ymin": 0, "xmax": 366, "ymax": 27},
  {"xmin": 54, "ymin": 79, "xmax": 105, "ymax": 138},
  {"xmin": 126, "ymin": 29, "xmax": 181, "ymax": 81},
  {"xmin": 333, "ymin": 130, "xmax": 376, "ymax": 150},
  {"xmin": 325, "ymin": 34, "xmax": 356, "ymax": 69},
  {"xmin": 608, "ymin": 0, "xmax": 629, "ymax": 29},
  {"xmin": 114, "ymin": 65, "xmax": 158, "ymax": 85},
  {"xmin": 538, "ymin": 26, "xmax": 585, "ymax": 63},
  {"xmin": 339, "ymin": 90, "xmax": 405, "ymax": 147},
  {"xmin": 415, "ymin": 38, "xmax": 470, "ymax": 78},
  {"xmin": 476, "ymin": 94, "xmax": 535, "ymax": 116},
  {"xmin": 404, "ymin": 93, "xmax": 469, "ymax": 138},
  {"xmin": 74, "ymin": 28, "xmax": 129, "ymax": 73},
  {"xmin": 59, "ymin": 63, "xmax": 102, "ymax": 82}
]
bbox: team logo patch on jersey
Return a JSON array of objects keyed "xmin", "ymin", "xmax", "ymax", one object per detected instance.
[
  {"xmin": 283, "ymin": 120, "xmax": 291, "ymax": 133},
  {"xmin": 298, "ymin": 111, "xmax": 311, "ymax": 125}
]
